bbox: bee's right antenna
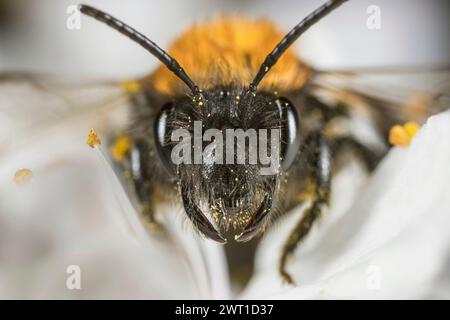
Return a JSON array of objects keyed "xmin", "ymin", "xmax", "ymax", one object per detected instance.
[
  {"xmin": 248, "ymin": 0, "xmax": 349, "ymax": 93},
  {"xmin": 79, "ymin": 5, "xmax": 201, "ymax": 97}
]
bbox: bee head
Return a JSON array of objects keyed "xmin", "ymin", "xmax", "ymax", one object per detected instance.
[
  {"xmin": 80, "ymin": 0, "xmax": 348, "ymax": 242},
  {"xmin": 154, "ymin": 89, "xmax": 301, "ymax": 242}
]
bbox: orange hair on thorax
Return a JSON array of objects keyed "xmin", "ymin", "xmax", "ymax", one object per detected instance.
[{"xmin": 145, "ymin": 16, "xmax": 312, "ymax": 95}]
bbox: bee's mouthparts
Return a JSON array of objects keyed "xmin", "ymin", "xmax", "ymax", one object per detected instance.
[
  {"xmin": 180, "ymin": 177, "xmax": 279, "ymax": 244},
  {"xmin": 179, "ymin": 184, "xmax": 226, "ymax": 243},
  {"xmin": 234, "ymin": 196, "xmax": 276, "ymax": 242}
]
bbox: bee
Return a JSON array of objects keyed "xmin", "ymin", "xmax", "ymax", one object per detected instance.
[{"xmin": 1, "ymin": 0, "xmax": 448, "ymax": 285}]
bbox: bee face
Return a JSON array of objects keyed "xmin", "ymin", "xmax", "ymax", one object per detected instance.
[{"xmin": 153, "ymin": 88, "xmax": 301, "ymax": 241}]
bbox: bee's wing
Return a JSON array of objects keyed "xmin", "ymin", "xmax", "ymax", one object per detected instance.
[
  {"xmin": 309, "ymin": 66, "xmax": 450, "ymax": 138},
  {"xmin": 0, "ymin": 73, "xmax": 131, "ymax": 153}
]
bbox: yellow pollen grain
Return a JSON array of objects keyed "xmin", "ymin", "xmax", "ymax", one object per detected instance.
[
  {"xmin": 86, "ymin": 128, "xmax": 101, "ymax": 148},
  {"xmin": 389, "ymin": 122, "xmax": 420, "ymax": 147},
  {"xmin": 111, "ymin": 135, "xmax": 132, "ymax": 161},
  {"xmin": 14, "ymin": 168, "xmax": 33, "ymax": 184},
  {"xmin": 120, "ymin": 80, "xmax": 141, "ymax": 93},
  {"xmin": 404, "ymin": 122, "xmax": 420, "ymax": 138}
]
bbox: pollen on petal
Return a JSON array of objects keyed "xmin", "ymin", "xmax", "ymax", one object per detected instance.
[
  {"xmin": 111, "ymin": 135, "xmax": 132, "ymax": 161},
  {"xmin": 14, "ymin": 168, "xmax": 33, "ymax": 184},
  {"xmin": 389, "ymin": 122, "xmax": 420, "ymax": 147},
  {"xmin": 120, "ymin": 80, "xmax": 141, "ymax": 93},
  {"xmin": 86, "ymin": 128, "xmax": 101, "ymax": 148}
]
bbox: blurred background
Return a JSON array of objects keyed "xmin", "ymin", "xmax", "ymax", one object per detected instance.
[
  {"xmin": 0, "ymin": 0, "xmax": 449, "ymax": 299},
  {"xmin": 0, "ymin": 0, "xmax": 449, "ymax": 79}
]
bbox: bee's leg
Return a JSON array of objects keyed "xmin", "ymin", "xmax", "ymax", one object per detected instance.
[
  {"xmin": 279, "ymin": 132, "xmax": 332, "ymax": 285},
  {"xmin": 331, "ymin": 136, "xmax": 384, "ymax": 172},
  {"xmin": 128, "ymin": 140, "xmax": 165, "ymax": 233}
]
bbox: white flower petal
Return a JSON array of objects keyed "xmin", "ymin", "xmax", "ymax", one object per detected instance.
[{"xmin": 0, "ymin": 125, "xmax": 229, "ymax": 299}]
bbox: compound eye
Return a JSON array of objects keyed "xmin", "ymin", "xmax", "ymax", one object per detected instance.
[
  {"xmin": 275, "ymin": 98, "xmax": 301, "ymax": 171},
  {"xmin": 154, "ymin": 102, "xmax": 175, "ymax": 174}
]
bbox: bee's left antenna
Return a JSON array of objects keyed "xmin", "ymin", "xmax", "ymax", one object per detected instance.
[{"xmin": 79, "ymin": 4, "xmax": 201, "ymax": 96}]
